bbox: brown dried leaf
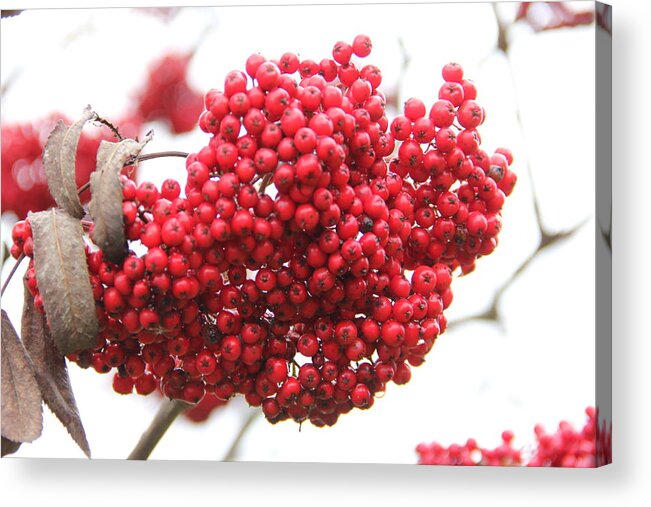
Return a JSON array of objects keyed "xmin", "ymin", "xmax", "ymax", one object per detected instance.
[
  {"xmin": 1, "ymin": 436, "xmax": 21, "ymax": 457},
  {"xmin": 1, "ymin": 310, "xmax": 43, "ymax": 444},
  {"xmin": 43, "ymin": 106, "xmax": 95, "ymax": 218},
  {"xmin": 28, "ymin": 209, "xmax": 98, "ymax": 356},
  {"xmin": 21, "ymin": 282, "xmax": 91, "ymax": 458},
  {"xmin": 88, "ymin": 135, "xmax": 152, "ymax": 263}
]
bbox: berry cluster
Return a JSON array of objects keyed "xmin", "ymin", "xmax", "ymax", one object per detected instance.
[
  {"xmin": 136, "ymin": 51, "xmax": 204, "ymax": 134},
  {"xmin": 527, "ymin": 406, "xmax": 607, "ymax": 467},
  {"xmin": 416, "ymin": 430, "xmax": 522, "ymax": 466},
  {"xmin": 11, "ymin": 34, "xmax": 516, "ymax": 427},
  {"xmin": 417, "ymin": 407, "xmax": 609, "ymax": 467}
]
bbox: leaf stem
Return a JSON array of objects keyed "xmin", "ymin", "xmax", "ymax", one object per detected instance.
[
  {"xmin": 127, "ymin": 398, "xmax": 189, "ymax": 460},
  {"xmin": 1, "ymin": 253, "xmax": 25, "ymax": 298}
]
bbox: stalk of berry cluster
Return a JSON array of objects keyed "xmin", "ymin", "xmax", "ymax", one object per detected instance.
[{"xmin": 127, "ymin": 399, "xmax": 190, "ymax": 460}]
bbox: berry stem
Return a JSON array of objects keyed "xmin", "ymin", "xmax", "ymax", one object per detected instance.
[
  {"xmin": 258, "ymin": 172, "xmax": 273, "ymax": 195},
  {"xmin": 77, "ymin": 181, "xmax": 91, "ymax": 196},
  {"xmin": 137, "ymin": 207, "xmax": 151, "ymax": 224},
  {"xmin": 222, "ymin": 408, "xmax": 260, "ymax": 461},
  {"xmin": 1, "ymin": 253, "xmax": 25, "ymax": 298},
  {"xmin": 127, "ymin": 398, "xmax": 190, "ymax": 460}
]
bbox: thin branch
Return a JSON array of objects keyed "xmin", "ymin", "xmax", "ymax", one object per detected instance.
[
  {"xmin": 387, "ymin": 36, "xmax": 411, "ymax": 112},
  {"xmin": 492, "ymin": 3, "xmax": 510, "ymax": 53},
  {"xmin": 77, "ymin": 181, "xmax": 91, "ymax": 197},
  {"xmin": 447, "ymin": 217, "xmax": 588, "ymax": 330},
  {"xmin": 0, "ymin": 69, "xmax": 20, "ymax": 96},
  {"xmin": 222, "ymin": 409, "xmax": 261, "ymax": 462},
  {"xmin": 258, "ymin": 173, "xmax": 273, "ymax": 195},
  {"xmin": 1, "ymin": 10, "xmax": 22, "ymax": 18},
  {"xmin": 1, "ymin": 253, "xmax": 25, "ymax": 298},
  {"xmin": 76, "ymin": 150, "xmax": 189, "ymax": 198},
  {"xmin": 127, "ymin": 399, "xmax": 190, "ymax": 460},
  {"xmin": 137, "ymin": 208, "xmax": 150, "ymax": 224},
  {"xmin": 134, "ymin": 151, "xmax": 189, "ymax": 162},
  {"xmin": 447, "ymin": 5, "xmax": 590, "ymax": 331},
  {"xmin": 93, "ymin": 115, "xmax": 124, "ymax": 141}
]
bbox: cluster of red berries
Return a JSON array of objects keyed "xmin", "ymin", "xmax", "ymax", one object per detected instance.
[
  {"xmin": 527, "ymin": 406, "xmax": 609, "ymax": 467},
  {"xmin": 417, "ymin": 407, "xmax": 609, "ymax": 467},
  {"xmin": 416, "ymin": 430, "xmax": 522, "ymax": 466},
  {"xmin": 2, "ymin": 51, "xmax": 202, "ymax": 219},
  {"xmin": 11, "ymin": 34, "xmax": 516, "ymax": 427},
  {"xmin": 136, "ymin": 51, "xmax": 204, "ymax": 134}
]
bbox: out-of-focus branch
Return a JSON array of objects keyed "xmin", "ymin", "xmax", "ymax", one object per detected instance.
[
  {"xmin": 447, "ymin": 4, "xmax": 590, "ymax": 330},
  {"xmin": 1, "ymin": 10, "xmax": 22, "ymax": 18},
  {"xmin": 1, "ymin": 253, "xmax": 25, "ymax": 298},
  {"xmin": 0, "ymin": 70, "xmax": 20, "ymax": 96},
  {"xmin": 492, "ymin": 3, "xmax": 509, "ymax": 53},
  {"xmin": 384, "ymin": 37, "xmax": 411, "ymax": 112},
  {"xmin": 222, "ymin": 408, "xmax": 261, "ymax": 462},
  {"xmin": 127, "ymin": 399, "xmax": 190, "ymax": 460},
  {"xmin": 448, "ymin": 211, "xmax": 589, "ymax": 330}
]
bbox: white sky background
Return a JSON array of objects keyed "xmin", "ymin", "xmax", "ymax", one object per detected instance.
[{"xmin": 0, "ymin": 3, "xmax": 598, "ymax": 463}]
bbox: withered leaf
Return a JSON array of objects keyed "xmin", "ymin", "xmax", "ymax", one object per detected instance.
[
  {"xmin": 21, "ymin": 281, "xmax": 91, "ymax": 458},
  {"xmin": 28, "ymin": 209, "xmax": 98, "ymax": 356},
  {"xmin": 43, "ymin": 106, "xmax": 95, "ymax": 218},
  {"xmin": 1, "ymin": 309, "xmax": 43, "ymax": 445},
  {"xmin": 1, "ymin": 436, "xmax": 21, "ymax": 457},
  {"xmin": 88, "ymin": 134, "xmax": 152, "ymax": 263}
]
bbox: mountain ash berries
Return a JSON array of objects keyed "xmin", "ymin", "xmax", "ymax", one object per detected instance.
[{"xmin": 11, "ymin": 34, "xmax": 516, "ymax": 427}]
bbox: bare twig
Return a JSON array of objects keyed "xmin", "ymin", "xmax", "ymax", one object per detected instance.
[
  {"xmin": 0, "ymin": 70, "xmax": 20, "ymax": 96},
  {"xmin": 1, "ymin": 10, "xmax": 22, "ymax": 18},
  {"xmin": 222, "ymin": 409, "xmax": 261, "ymax": 462},
  {"xmin": 127, "ymin": 399, "xmax": 190, "ymax": 460},
  {"xmin": 76, "ymin": 150, "xmax": 189, "ymax": 198},
  {"xmin": 492, "ymin": 3, "xmax": 510, "ymax": 53},
  {"xmin": 1, "ymin": 253, "xmax": 25, "ymax": 298},
  {"xmin": 447, "ymin": 4, "xmax": 590, "ymax": 331},
  {"xmin": 77, "ymin": 181, "xmax": 91, "ymax": 197},
  {"xmin": 137, "ymin": 208, "xmax": 150, "ymax": 224},
  {"xmin": 447, "ymin": 216, "xmax": 589, "ymax": 330},
  {"xmin": 93, "ymin": 115, "xmax": 124, "ymax": 141},
  {"xmin": 134, "ymin": 151, "xmax": 189, "ymax": 162},
  {"xmin": 385, "ymin": 36, "xmax": 411, "ymax": 112}
]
